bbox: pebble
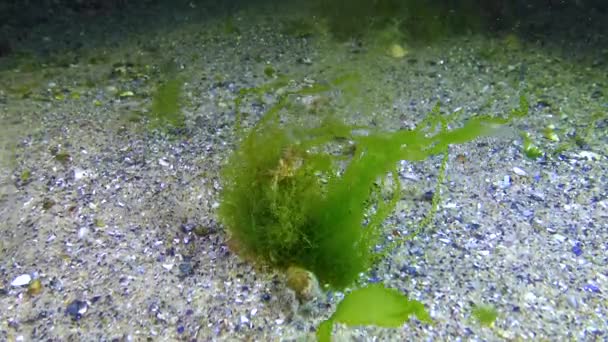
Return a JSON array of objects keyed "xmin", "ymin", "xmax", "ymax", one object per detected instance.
[
  {"xmin": 11, "ymin": 274, "xmax": 31, "ymax": 287},
  {"xmin": 501, "ymin": 175, "xmax": 511, "ymax": 188},
  {"xmin": 553, "ymin": 234, "xmax": 567, "ymax": 242},
  {"xmin": 66, "ymin": 300, "xmax": 88, "ymax": 320},
  {"xmin": 78, "ymin": 227, "xmax": 89, "ymax": 239},
  {"xmin": 181, "ymin": 222, "xmax": 196, "ymax": 233},
  {"xmin": 524, "ymin": 292, "xmax": 537, "ymax": 302},
  {"xmin": 286, "ymin": 266, "xmax": 320, "ymax": 302},
  {"xmin": 529, "ymin": 191, "xmax": 545, "ymax": 201},
  {"xmin": 576, "ymin": 151, "xmax": 601, "ymax": 160},
  {"xmin": 49, "ymin": 277, "xmax": 63, "ymax": 292},
  {"xmin": 583, "ymin": 284, "xmax": 600, "ymax": 293},
  {"xmin": 521, "ymin": 209, "xmax": 534, "ymax": 217},
  {"xmin": 421, "ymin": 191, "xmax": 434, "ymax": 202},
  {"xmin": 158, "ymin": 158, "xmax": 170, "ymax": 167},
  {"xmin": 512, "ymin": 167, "xmax": 527, "ymax": 176},
  {"xmin": 178, "ymin": 261, "xmax": 194, "ymax": 278},
  {"xmin": 566, "ymin": 295, "xmax": 579, "ymax": 309},
  {"xmin": 74, "ymin": 168, "xmax": 90, "ymax": 180},
  {"xmin": 572, "ymin": 242, "xmax": 583, "ymax": 256}
]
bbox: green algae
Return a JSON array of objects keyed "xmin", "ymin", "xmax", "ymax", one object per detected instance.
[
  {"xmin": 218, "ymin": 76, "xmax": 529, "ymax": 289},
  {"xmin": 317, "ymin": 283, "xmax": 431, "ymax": 341},
  {"xmin": 472, "ymin": 304, "xmax": 499, "ymax": 327},
  {"xmin": 149, "ymin": 77, "xmax": 186, "ymax": 130}
]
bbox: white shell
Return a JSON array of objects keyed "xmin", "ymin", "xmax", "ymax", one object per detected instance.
[{"xmin": 11, "ymin": 274, "xmax": 32, "ymax": 287}]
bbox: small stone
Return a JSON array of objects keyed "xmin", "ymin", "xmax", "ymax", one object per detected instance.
[
  {"xmin": 583, "ymin": 284, "xmax": 600, "ymax": 293},
  {"xmin": 286, "ymin": 266, "xmax": 320, "ymax": 303},
  {"xmin": 572, "ymin": 242, "xmax": 583, "ymax": 256},
  {"xmin": 523, "ymin": 292, "xmax": 537, "ymax": 302},
  {"xmin": 576, "ymin": 151, "xmax": 600, "ymax": 161},
  {"xmin": 42, "ymin": 198, "xmax": 56, "ymax": 210},
  {"xmin": 78, "ymin": 227, "xmax": 89, "ymax": 239},
  {"xmin": 66, "ymin": 300, "xmax": 88, "ymax": 320},
  {"xmin": 49, "ymin": 277, "xmax": 64, "ymax": 292},
  {"xmin": 521, "ymin": 209, "xmax": 534, "ymax": 217},
  {"xmin": 553, "ymin": 234, "xmax": 567, "ymax": 242},
  {"xmin": 11, "ymin": 274, "xmax": 32, "ymax": 287},
  {"xmin": 421, "ymin": 191, "xmax": 434, "ymax": 202},
  {"xmin": 74, "ymin": 168, "xmax": 89, "ymax": 180},
  {"xmin": 469, "ymin": 223, "xmax": 481, "ymax": 230},
  {"xmin": 501, "ymin": 175, "xmax": 511, "ymax": 188},
  {"xmin": 180, "ymin": 222, "xmax": 196, "ymax": 233},
  {"xmin": 512, "ymin": 167, "xmax": 527, "ymax": 176},
  {"xmin": 193, "ymin": 225, "xmax": 212, "ymax": 237},
  {"xmin": 178, "ymin": 261, "xmax": 194, "ymax": 278},
  {"xmin": 296, "ymin": 57, "xmax": 312, "ymax": 65},
  {"xmin": 529, "ymin": 191, "xmax": 545, "ymax": 201}
]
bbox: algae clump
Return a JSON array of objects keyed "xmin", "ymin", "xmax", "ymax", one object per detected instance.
[
  {"xmin": 149, "ymin": 77, "xmax": 185, "ymax": 130},
  {"xmin": 218, "ymin": 79, "xmax": 528, "ymax": 289}
]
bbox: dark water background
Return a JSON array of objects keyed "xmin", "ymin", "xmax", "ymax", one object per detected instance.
[{"xmin": 1, "ymin": 0, "xmax": 607, "ymax": 63}]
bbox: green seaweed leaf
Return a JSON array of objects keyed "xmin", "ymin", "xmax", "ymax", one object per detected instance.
[
  {"xmin": 471, "ymin": 304, "xmax": 498, "ymax": 327},
  {"xmin": 521, "ymin": 132, "xmax": 544, "ymax": 159},
  {"xmin": 317, "ymin": 284, "xmax": 431, "ymax": 342},
  {"xmin": 150, "ymin": 77, "xmax": 185, "ymax": 130}
]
